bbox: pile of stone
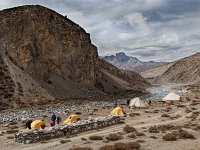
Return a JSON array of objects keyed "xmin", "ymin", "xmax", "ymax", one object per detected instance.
[{"xmin": 15, "ymin": 115, "xmax": 121, "ymax": 144}]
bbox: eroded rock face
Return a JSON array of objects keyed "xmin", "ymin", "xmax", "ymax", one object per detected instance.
[
  {"xmin": 0, "ymin": 5, "xmax": 150, "ymax": 107},
  {"xmin": 0, "ymin": 5, "xmax": 98, "ymax": 85}
]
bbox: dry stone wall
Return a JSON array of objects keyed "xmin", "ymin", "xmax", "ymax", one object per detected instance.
[{"xmin": 15, "ymin": 116, "xmax": 121, "ymax": 144}]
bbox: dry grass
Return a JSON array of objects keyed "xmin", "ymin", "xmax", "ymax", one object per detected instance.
[
  {"xmin": 5, "ymin": 129, "xmax": 19, "ymax": 134},
  {"xmin": 136, "ymin": 139, "xmax": 145, "ymax": 143},
  {"xmin": 60, "ymin": 139, "xmax": 71, "ymax": 144},
  {"xmin": 127, "ymin": 133, "xmax": 136, "ymax": 139},
  {"xmin": 89, "ymin": 135, "xmax": 103, "ymax": 141},
  {"xmin": 162, "ymin": 132, "xmax": 177, "ymax": 141},
  {"xmin": 135, "ymin": 131, "xmax": 145, "ymax": 136},
  {"xmin": 129, "ymin": 113, "xmax": 140, "ymax": 117},
  {"xmin": 162, "ymin": 129, "xmax": 195, "ymax": 141},
  {"xmin": 161, "ymin": 114, "xmax": 171, "ymax": 118},
  {"xmin": 149, "ymin": 136, "xmax": 157, "ymax": 139},
  {"xmin": 6, "ymin": 136, "xmax": 14, "ymax": 139},
  {"xmin": 178, "ymin": 130, "xmax": 195, "ymax": 139},
  {"xmin": 81, "ymin": 138, "xmax": 87, "ymax": 141},
  {"xmin": 69, "ymin": 147, "xmax": 93, "ymax": 150},
  {"xmin": 99, "ymin": 142, "xmax": 140, "ymax": 150},
  {"xmin": 106, "ymin": 133, "xmax": 122, "ymax": 141},
  {"xmin": 123, "ymin": 125, "xmax": 137, "ymax": 133},
  {"xmin": 148, "ymin": 126, "xmax": 159, "ymax": 133},
  {"xmin": 75, "ymin": 112, "xmax": 82, "ymax": 115}
]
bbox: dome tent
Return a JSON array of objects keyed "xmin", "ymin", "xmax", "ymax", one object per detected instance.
[
  {"xmin": 129, "ymin": 97, "xmax": 148, "ymax": 108},
  {"xmin": 111, "ymin": 106, "xmax": 126, "ymax": 116},
  {"xmin": 31, "ymin": 120, "xmax": 45, "ymax": 129},
  {"xmin": 163, "ymin": 92, "xmax": 180, "ymax": 101},
  {"xmin": 63, "ymin": 114, "xmax": 80, "ymax": 125}
]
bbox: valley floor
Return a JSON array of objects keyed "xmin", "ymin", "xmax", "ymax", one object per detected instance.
[{"xmin": 0, "ymin": 84, "xmax": 200, "ymax": 150}]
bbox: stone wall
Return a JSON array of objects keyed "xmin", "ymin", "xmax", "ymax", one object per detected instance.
[{"xmin": 15, "ymin": 116, "xmax": 121, "ymax": 144}]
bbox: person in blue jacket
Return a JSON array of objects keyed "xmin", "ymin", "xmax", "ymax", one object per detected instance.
[{"xmin": 50, "ymin": 112, "xmax": 56, "ymax": 127}]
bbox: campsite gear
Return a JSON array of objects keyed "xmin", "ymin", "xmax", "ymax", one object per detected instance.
[
  {"xmin": 63, "ymin": 114, "xmax": 81, "ymax": 125},
  {"xmin": 25, "ymin": 120, "xmax": 33, "ymax": 129},
  {"xmin": 57, "ymin": 116, "xmax": 62, "ymax": 124},
  {"xmin": 129, "ymin": 97, "xmax": 148, "ymax": 108},
  {"xmin": 163, "ymin": 92, "xmax": 180, "ymax": 101},
  {"xmin": 31, "ymin": 120, "xmax": 45, "ymax": 129},
  {"xmin": 111, "ymin": 107, "xmax": 126, "ymax": 116}
]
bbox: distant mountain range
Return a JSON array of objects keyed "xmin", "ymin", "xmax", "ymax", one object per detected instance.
[{"xmin": 102, "ymin": 52, "xmax": 166, "ymax": 72}]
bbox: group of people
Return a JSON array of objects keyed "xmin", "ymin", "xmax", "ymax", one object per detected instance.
[
  {"xmin": 50, "ymin": 112, "xmax": 62, "ymax": 126},
  {"xmin": 25, "ymin": 112, "xmax": 62, "ymax": 130}
]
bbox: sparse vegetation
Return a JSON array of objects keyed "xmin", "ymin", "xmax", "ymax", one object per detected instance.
[
  {"xmin": 178, "ymin": 130, "xmax": 195, "ymax": 139},
  {"xmin": 60, "ymin": 139, "xmax": 71, "ymax": 144},
  {"xmin": 106, "ymin": 133, "xmax": 122, "ymax": 141},
  {"xmin": 123, "ymin": 125, "xmax": 137, "ymax": 133},
  {"xmin": 127, "ymin": 133, "xmax": 136, "ymax": 138},
  {"xmin": 81, "ymin": 138, "xmax": 87, "ymax": 141},
  {"xmin": 149, "ymin": 126, "xmax": 159, "ymax": 133},
  {"xmin": 69, "ymin": 147, "xmax": 93, "ymax": 150},
  {"xmin": 150, "ymin": 135, "xmax": 157, "ymax": 139},
  {"xmin": 89, "ymin": 135, "xmax": 103, "ymax": 140},
  {"xmin": 135, "ymin": 131, "xmax": 145, "ymax": 136},
  {"xmin": 99, "ymin": 142, "xmax": 140, "ymax": 150},
  {"xmin": 161, "ymin": 114, "xmax": 170, "ymax": 118},
  {"xmin": 7, "ymin": 136, "xmax": 14, "ymax": 139},
  {"xmin": 6, "ymin": 129, "xmax": 19, "ymax": 134},
  {"xmin": 162, "ymin": 132, "xmax": 178, "ymax": 141},
  {"xmin": 163, "ymin": 129, "xmax": 196, "ymax": 141},
  {"xmin": 129, "ymin": 113, "xmax": 140, "ymax": 117}
]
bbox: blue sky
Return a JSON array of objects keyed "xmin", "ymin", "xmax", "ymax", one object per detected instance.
[{"xmin": 0, "ymin": 0, "xmax": 200, "ymax": 61}]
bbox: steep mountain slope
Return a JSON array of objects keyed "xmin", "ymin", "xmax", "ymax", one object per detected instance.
[
  {"xmin": 141, "ymin": 63, "xmax": 174, "ymax": 79},
  {"xmin": 141, "ymin": 53, "xmax": 200, "ymax": 84},
  {"xmin": 0, "ymin": 5, "xmax": 150, "ymax": 109},
  {"xmin": 102, "ymin": 52, "xmax": 166, "ymax": 72},
  {"xmin": 157, "ymin": 53, "xmax": 200, "ymax": 84}
]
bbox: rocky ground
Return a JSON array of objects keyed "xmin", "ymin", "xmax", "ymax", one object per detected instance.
[{"xmin": 0, "ymin": 84, "xmax": 199, "ymax": 150}]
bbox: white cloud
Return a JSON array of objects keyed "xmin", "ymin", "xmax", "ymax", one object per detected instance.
[{"xmin": 0, "ymin": 0, "xmax": 200, "ymax": 61}]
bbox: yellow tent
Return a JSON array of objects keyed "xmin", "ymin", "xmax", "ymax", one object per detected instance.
[
  {"xmin": 31, "ymin": 120, "xmax": 45, "ymax": 129},
  {"xmin": 63, "ymin": 114, "xmax": 80, "ymax": 125},
  {"xmin": 111, "ymin": 106, "xmax": 126, "ymax": 116}
]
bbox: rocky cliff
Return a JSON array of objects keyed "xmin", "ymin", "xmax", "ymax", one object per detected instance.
[{"xmin": 0, "ymin": 5, "xmax": 150, "ymax": 109}]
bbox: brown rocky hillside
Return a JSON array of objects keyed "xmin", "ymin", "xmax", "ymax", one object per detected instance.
[
  {"xmin": 0, "ymin": 5, "xmax": 150, "ymax": 109},
  {"xmin": 141, "ymin": 53, "xmax": 200, "ymax": 84}
]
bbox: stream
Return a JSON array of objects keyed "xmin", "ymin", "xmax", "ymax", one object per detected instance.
[{"xmin": 144, "ymin": 85, "xmax": 186, "ymax": 100}]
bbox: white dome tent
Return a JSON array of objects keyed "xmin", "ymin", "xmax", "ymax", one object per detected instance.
[
  {"xmin": 129, "ymin": 97, "xmax": 148, "ymax": 108},
  {"xmin": 162, "ymin": 92, "xmax": 180, "ymax": 101}
]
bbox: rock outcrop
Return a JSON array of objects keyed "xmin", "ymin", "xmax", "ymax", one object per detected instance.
[{"xmin": 0, "ymin": 5, "xmax": 150, "ymax": 109}]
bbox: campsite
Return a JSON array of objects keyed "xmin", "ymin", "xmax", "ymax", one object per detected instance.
[
  {"xmin": 0, "ymin": 84, "xmax": 200, "ymax": 150},
  {"xmin": 0, "ymin": 2, "xmax": 200, "ymax": 150}
]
